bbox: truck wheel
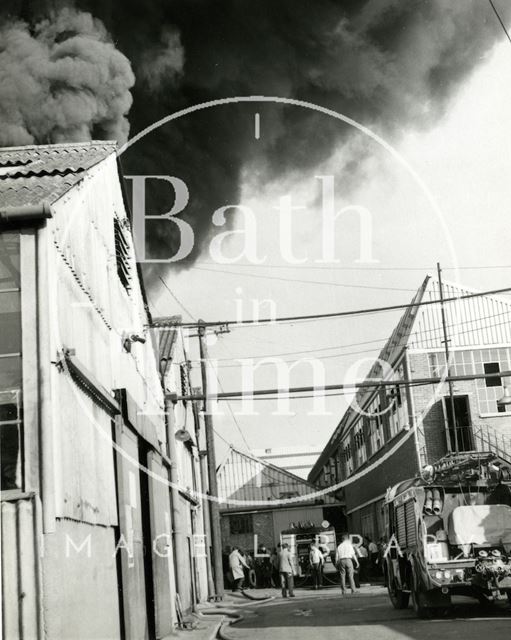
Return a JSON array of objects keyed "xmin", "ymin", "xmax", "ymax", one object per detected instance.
[
  {"xmin": 387, "ymin": 577, "xmax": 410, "ymax": 609},
  {"xmin": 411, "ymin": 572, "xmax": 432, "ymax": 619}
]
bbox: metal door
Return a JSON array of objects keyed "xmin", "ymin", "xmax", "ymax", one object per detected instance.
[{"xmin": 147, "ymin": 451, "xmax": 176, "ymax": 637}]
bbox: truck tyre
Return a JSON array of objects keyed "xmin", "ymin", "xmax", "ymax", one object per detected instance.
[
  {"xmin": 411, "ymin": 569, "xmax": 432, "ymax": 619},
  {"xmin": 387, "ymin": 576, "xmax": 410, "ymax": 609}
]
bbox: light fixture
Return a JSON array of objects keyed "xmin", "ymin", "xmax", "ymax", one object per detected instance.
[
  {"xmin": 497, "ymin": 386, "xmax": 511, "ymax": 406},
  {"xmin": 122, "ymin": 333, "xmax": 146, "ymax": 352},
  {"xmin": 175, "ymin": 429, "xmax": 193, "ymax": 443}
]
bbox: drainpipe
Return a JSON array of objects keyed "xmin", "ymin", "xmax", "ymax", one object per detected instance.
[
  {"xmin": 164, "ymin": 397, "xmax": 188, "ymax": 604},
  {"xmin": 0, "ymin": 203, "xmax": 52, "ymax": 223},
  {"xmin": 191, "ymin": 396, "xmax": 215, "ymax": 601},
  {"xmin": 199, "ymin": 450, "xmax": 215, "ymax": 600},
  {"xmin": 37, "ymin": 222, "xmax": 56, "ymax": 533},
  {"xmin": 403, "ymin": 349, "xmax": 421, "ymax": 469}
]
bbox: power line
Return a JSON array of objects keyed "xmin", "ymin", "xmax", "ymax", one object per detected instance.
[
  {"xmin": 159, "ymin": 276, "xmax": 196, "ymax": 320},
  {"xmin": 168, "ymin": 369, "xmax": 511, "ymax": 402},
  {"xmin": 193, "ymin": 265, "xmax": 416, "ymax": 292},
  {"xmin": 165, "ymin": 285, "xmax": 511, "ymax": 328},
  {"xmin": 162, "ymin": 285, "xmax": 251, "ymax": 452},
  {"xmin": 489, "ymin": 0, "xmax": 511, "ymax": 46},
  {"xmin": 208, "ymin": 362, "xmax": 252, "ymax": 451},
  {"xmin": 186, "ymin": 308, "xmax": 511, "ymax": 366},
  {"xmin": 195, "ymin": 260, "xmax": 511, "ymax": 272}
]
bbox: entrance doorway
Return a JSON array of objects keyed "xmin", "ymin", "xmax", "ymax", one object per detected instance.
[{"xmin": 442, "ymin": 395, "xmax": 474, "ymax": 452}]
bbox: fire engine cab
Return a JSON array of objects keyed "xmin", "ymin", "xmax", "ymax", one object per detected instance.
[{"xmin": 383, "ymin": 452, "xmax": 511, "ymax": 617}]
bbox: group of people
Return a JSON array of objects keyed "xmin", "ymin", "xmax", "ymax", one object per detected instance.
[
  {"xmin": 226, "ymin": 533, "xmax": 384, "ymax": 597},
  {"xmin": 334, "ymin": 533, "xmax": 383, "ymax": 593},
  {"xmin": 227, "ymin": 543, "xmax": 297, "ymax": 597}
]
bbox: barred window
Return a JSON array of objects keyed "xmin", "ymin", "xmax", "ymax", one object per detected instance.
[{"xmin": 114, "ymin": 218, "xmax": 132, "ymax": 292}]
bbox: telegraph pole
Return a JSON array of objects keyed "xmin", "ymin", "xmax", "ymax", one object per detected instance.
[
  {"xmin": 437, "ymin": 263, "xmax": 459, "ymax": 453},
  {"xmin": 197, "ymin": 320, "xmax": 224, "ymax": 600}
]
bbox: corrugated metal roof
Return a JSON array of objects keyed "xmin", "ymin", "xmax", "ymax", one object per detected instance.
[
  {"xmin": 217, "ymin": 447, "xmax": 338, "ymax": 510},
  {"xmin": 308, "ymin": 276, "xmax": 511, "ymax": 482},
  {"xmin": 309, "ymin": 276, "xmax": 429, "ymax": 481},
  {"xmin": 252, "ymin": 446, "xmax": 323, "ymax": 479},
  {"xmin": 408, "ymin": 278, "xmax": 511, "ymax": 350},
  {"xmin": 0, "ymin": 141, "xmax": 117, "ymax": 208}
]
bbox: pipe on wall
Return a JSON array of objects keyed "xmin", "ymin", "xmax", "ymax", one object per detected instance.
[
  {"xmin": 164, "ymin": 397, "xmax": 189, "ymax": 604},
  {"xmin": 0, "ymin": 203, "xmax": 52, "ymax": 223},
  {"xmin": 37, "ymin": 222, "xmax": 56, "ymax": 533}
]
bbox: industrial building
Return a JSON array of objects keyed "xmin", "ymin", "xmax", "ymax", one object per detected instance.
[
  {"xmin": 0, "ymin": 142, "xmax": 211, "ymax": 639},
  {"xmin": 217, "ymin": 447, "xmax": 344, "ymax": 555},
  {"xmin": 309, "ymin": 276, "xmax": 511, "ymax": 543}
]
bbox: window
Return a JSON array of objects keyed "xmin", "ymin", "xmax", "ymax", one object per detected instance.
[
  {"xmin": 114, "ymin": 217, "xmax": 132, "ymax": 292},
  {"xmin": 484, "ymin": 362, "xmax": 501, "ymax": 388},
  {"xmin": 0, "ymin": 233, "xmax": 23, "ymax": 490},
  {"xmin": 229, "ymin": 514, "xmax": 253, "ymax": 535},
  {"xmin": 354, "ymin": 425, "xmax": 367, "ymax": 465},
  {"xmin": 430, "ymin": 349, "xmax": 511, "ymax": 415},
  {"xmin": 341, "ymin": 438, "xmax": 352, "ymax": 476}
]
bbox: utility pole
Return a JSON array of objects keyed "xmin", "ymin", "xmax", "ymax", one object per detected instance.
[
  {"xmin": 191, "ymin": 390, "xmax": 215, "ymax": 601},
  {"xmin": 197, "ymin": 320, "xmax": 224, "ymax": 600},
  {"xmin": 437, "ymin": 262, "xmax": 459, "ymax": 453}
]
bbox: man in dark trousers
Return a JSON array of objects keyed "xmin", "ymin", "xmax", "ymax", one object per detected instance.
[{"xmin": 278, "ymin": 543, "xmax": 295, "ymax": 598}]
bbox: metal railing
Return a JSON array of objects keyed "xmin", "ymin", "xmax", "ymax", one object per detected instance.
[{"xmin": 472, "ymin": 423, "xmax": 511, "ymax": 465}]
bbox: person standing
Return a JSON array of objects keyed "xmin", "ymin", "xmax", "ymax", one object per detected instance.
[
  {"xmin": 255, "ymin": 546, "xmax": 272, "ymax": 588},
  {"xmin": 367, "ymin": 537, "xmax": 379, "ymax": 576},
  {"xmin": 229, "ymin": 546, "xmax": 249, "ymax": 593},
  {"xmin": 335, "ymin": 533, "xmax": 360, "ymax": 594},
  {"xmin": 278, "ymin": 543, "xmax": 295, "ymax": 598},
  {"xmin": 309, "ymin": 542, "xmax": 323, "ymax": 590},
  {"xmin": 357, "ymin": 540, "xmax": 369, "ymax": 583}
]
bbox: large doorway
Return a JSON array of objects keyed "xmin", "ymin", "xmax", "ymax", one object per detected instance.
[{"xmin": 442, "ymin": 395, "xmax": 474, "ymax": 452}]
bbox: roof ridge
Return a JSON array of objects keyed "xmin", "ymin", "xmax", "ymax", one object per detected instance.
[
  {"xmin": 228, "ymin": 446, "xmax": 323, "ymax": 490},
  {"xmin": 0, "ymin": 140, "xmax": 118, "ymax": 153}
]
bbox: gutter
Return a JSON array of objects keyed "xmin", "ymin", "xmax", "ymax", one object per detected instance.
[{"xmin": 0, "ymin": 203, "xmax": 52, "ymax": 223}]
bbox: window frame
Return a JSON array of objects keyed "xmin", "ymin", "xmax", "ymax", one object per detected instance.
[
  {"xmin": 0, "ymin": 228, "xmax": 39, "ymax": 496},
  {"xmin": 229, "ymin": 513, "xmax": 253, "ymax": 535}
]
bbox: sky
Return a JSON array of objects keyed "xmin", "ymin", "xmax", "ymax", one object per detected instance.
[{"xmin": 148, "ymin": 38, "xmax": 511, "ymax": 462}]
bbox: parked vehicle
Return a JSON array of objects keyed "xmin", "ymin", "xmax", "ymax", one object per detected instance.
[
  {"xmin": 281, "ymin": 523, "xmax": 337, "ymax": 578},
  {"xmin": 383, "ymin": 452, "xmax": 511, "ymax": 617}
]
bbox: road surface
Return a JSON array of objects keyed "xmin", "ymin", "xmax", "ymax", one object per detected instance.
[{"xmin": 227, "ymin": 587, "xmax": 511, "ymax": 640}]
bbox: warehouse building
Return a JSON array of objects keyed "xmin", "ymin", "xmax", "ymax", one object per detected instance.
[{"xmin": 308, "ymin": 276, "xmax": 511, "ymax": 543}]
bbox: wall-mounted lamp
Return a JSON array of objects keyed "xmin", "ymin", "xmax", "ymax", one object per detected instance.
[
  {"xmin": 175, "ymin": 429, "xmax": 193, "ymax": 443},
  {"xmin": 497, "ymin": 386, "xmax": 511, "ymax": 407},
  {"xmin": 123, "ymin": 334, "xmax": 146, "ymax": 353}
]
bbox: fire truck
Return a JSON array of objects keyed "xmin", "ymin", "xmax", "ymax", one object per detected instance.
[
  {"xmin": 281, "ymin": 522, "xmax": 337, "ymax": 579},
  {"xmin": 383, "ymin": 452, "xmax": 511, "ymax": 617}
]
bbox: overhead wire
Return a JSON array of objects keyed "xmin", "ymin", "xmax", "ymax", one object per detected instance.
[
  {"xmin": 195, "ymin": 260, "xmax": 511, "ymax": 272},
  {"xmin": 163, "ymin": 285, "xmax": 251, "ymax": 451},
  {"xmin": 193, "ymin": 265, "xmax": 417, "ymax": 292},
  {"xmin": 185, "ymin": 308, "xmax": 511, "ymax": 367},
  {"xmin": 489, "ymin": 0, "xmax": 511, "ymax": 46},
  {"xmin": 165, "ymin": 285, "xmax": 511, "ymax": 328}
]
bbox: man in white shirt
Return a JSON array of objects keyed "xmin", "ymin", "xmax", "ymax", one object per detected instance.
[
  {"xmin": 309, "ymin": 542, "xmax": 323, "ymax": 589},
  {"xmin": 335, "ymin": 533, "xmax": 359, "ymax": 594}
]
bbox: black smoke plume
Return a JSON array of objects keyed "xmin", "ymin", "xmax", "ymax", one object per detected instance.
[{"xmin": 1, "ymin": 0, "xmax": 508, "ymax": 266}]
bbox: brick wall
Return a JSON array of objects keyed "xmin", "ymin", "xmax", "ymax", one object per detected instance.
[
  {"xmin": 220, "ymin": 511, "xmax": 275, "ymax": 555},
  {"xmin": 344, "ymin": 432, "xmax": 419, "ymax": 513},
  {"xmin": 408, "ymin": 352, "xmax": 511, "ymax": 463}
]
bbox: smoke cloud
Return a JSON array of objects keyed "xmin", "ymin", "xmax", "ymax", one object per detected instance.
[
  {"xmin": 0, "ymin": 7, "xmax": 134, "ymax": 145},
  {"xmin": 1, "ymin": 0, "xmax": 509, "ymax": 266}
]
